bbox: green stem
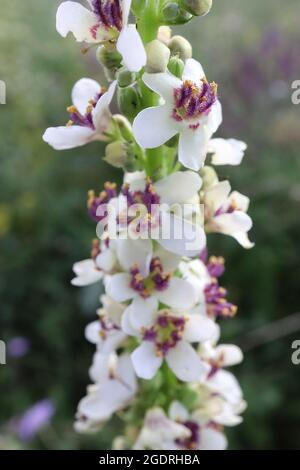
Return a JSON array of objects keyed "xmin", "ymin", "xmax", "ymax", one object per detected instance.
[{"xmin": 136, "ymin": 1, "xmax": 161, "ymax": 44}]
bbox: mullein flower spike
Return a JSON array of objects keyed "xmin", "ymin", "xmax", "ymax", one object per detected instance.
[{"xmin": 44, "ymin": 0, "xmax": 252, "ymax": 450}]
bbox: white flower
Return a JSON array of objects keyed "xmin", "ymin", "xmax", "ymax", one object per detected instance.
[
  {"xmin": 179, "ymin": 258, "xmax": 211, "ymax": 304},
  {"xmin": 122, "ymin": 297, "xmax": 218, "ymax": 381},
  {"xmin": 43, "ymin": 78, "xmax": 116, "ymax": 150},
  {"xmin": 133, "ymin": 59, "xmax": 222, "ymax": 171},
  {"xmin": 204, "ymin": 180, "xmax": 254, "ymax": 248},
  {"xmin": 108, "ymin": 170, "xmax": 206, "ymax": 257},
  {"xmin": 106, "ymin": 249, "xmax": 197, "ymax": 310},
  {"xmin": 169, "ymin": 401, "xmax": 228, "ymax": 450},
  {"xmin": 208, "ymin": 138, "xmax": 247, "ymax": 166},
  {"xmin": 133, "ymin": 408, "xmax": 191, "ymax": 450},
  {"xmin": 85, "ymin": 313, "xmax": 126, "ymax": 356},
  {"xmin": 56, "ymin": 0, "xmax": 146, "ymax": 72},
  {"xmin": 71, "ymin": 240, "xmax": 118, "ymax": 287},
  {"xmin": 75, "ymin": 353, "xmax": 137, "ymax": 432}
]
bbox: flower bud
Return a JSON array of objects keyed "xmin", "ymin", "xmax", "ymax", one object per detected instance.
[
  {"xmin": 113, "ymin": 114, "xmax": 133, "ymax": 141},
  {"xmin": 117, "ymin": 68, "xmax": 136, "ymax": 88},
  {"xmin": 162, "ymin": 3, "xmax": 192, "ymax": 25},
  {"xmin": 96, "ymin": 45, "xmax": 122, "ymax": 71},
  {"xmin": 181, "ymin": 0, "xmax": 213, "ymax": 16},
  {"xmin": 168, "ymin": 56, "xmax": 184, "ymax": 79},
  {"xmin": 200, "ymin": 165, "xmax": 219, "ymax": 190},
  {"xmin": 117, "ymin": 86, "xmax": 141, "ymax": 121},
  {"xmin": 145, "ymin": 40, "xmax": 171, "ymax": 73},
  {"xmin": 104, "ymin": 141, "xmax": 128, "ymax": 169},
  {"xmin": 168, "ymin": 35, "xmax": 193, "ymax": 60}
]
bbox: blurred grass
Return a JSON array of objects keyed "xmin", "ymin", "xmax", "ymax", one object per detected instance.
[{"xmin": 0, "ymin": 0, "xmax": 300, "ymax": 449}]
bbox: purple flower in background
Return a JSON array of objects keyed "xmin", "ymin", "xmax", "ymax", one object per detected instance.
[
  {"xmin": 12, "ymin": 400, "xmax": 56, "ymax": 442},
  {"xmin": 7, "ymin": 337, "xmax": 30, "ymax": 358}
]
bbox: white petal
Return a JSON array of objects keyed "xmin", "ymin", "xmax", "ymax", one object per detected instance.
[
  {"xmin": 92, "ymin": 81, "xmax": 116, "ymax": 132},
  {"xmin": 157, "ymin": 278, "xmax": 197, "ymax": 310},
  {"xmin": 121, "ymin": 308, "xmax": 139, "ymax": 336},
  {"xmin": 155, "ymin": 171, "xmax": 202, "ymax": 205},
  {"xmin": 117, "ymin": 353, "xmax": 137, "ymax": 392},
  {"xmin": 121, "ymin": 0, "xmax": 133, "ymax": 27},
  {"xmin": 96, "ymin": 250, "xmax": 116, "ymax": 273},
  {"xmin": 209, "ymin": 138, "xmax": 247, "ymax": 166},
  {"xmin": 232, "ymin": 231, "xmax": 255, "ymax": 249},
  {"xmin": 85, "ymin": 321, "xmax": 100, "ymax": 344},
  {"xmin": 206, "ymin": 100, "xmax": 222, "ymax": 136},
  {"xmin": 133, "ymin": 106, "xmax": 177, "ymax": 149},
  {"xmin": 169, "ymin": 401, "xmax": 189, "ymax": 422},
  {"xmin": 200, "ymin": 428, "xmax": 227, "ymax": 450},
  {"xmin": 143, "ymin": 72, "xmax": 182, "ymax": 102},
  {"xmin": 116, "ymin": 238, "xmax": 152, "ymax": 277},
  {"xmin": 71, "ymin": 260, "xmax": 102, "ymax": 286},
  {"xmin": 127, "ymin": 297, "xmax": 159, "ymax": 331},
  {"xmin": 131, "ymin": 342, "xmax": 163, "ymax": 379},
  {"xmin": 159, "ymin": 212, "xmax": 206, "ymax": 257},
  {"xmin": 56, "ymin": 2, "xmax": 102, "ymax": 43},
  {"xmin": 43, "ymin": 126, "xmax": 95, "ymax": 150},
  {"xmin": 72, "ymin": 78, "xmax": 101, "ymax": 115},
  {"xmin": 214, "ymin": 211, "xmax": 253, "ymax": 235},
  {"xmin": 215, "ymin": 345, "xmax": 244, "ymax": 366},
  {"xmin": 178, "ymin": 126, "xmax": 209, "ymax": 171},
  {"xmin": 230, "ymin": 191, "xmax": 250, "ymax": 212},
  {"xmin": 205, "ymin": 180, "xmax": 231, "ymax": 213},
  {"xmin": 166, "ymin": 341, "xmax": 205, "ymax": 382},
  {"xmin": 183, "ymin": 316, "xmax": 218, "ymax": 343},
  {"xmin": 106, "ymin": 273, "xmax": 134, "ymax": 302},
  {"xmin": 154, "ymin": 246, "xmax": 181, "ymax": 272},
  {"xmin": 117, "ymin": 25, "xmax": 146, "ymax": 72},
  {"xmin": 183, "ymin": 59, "xmax": 205, "ymax": 82}
]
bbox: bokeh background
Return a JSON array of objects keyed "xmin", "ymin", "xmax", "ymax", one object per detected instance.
[{"xmin": 1, "ymin": 0, "xmax": 300, "ymax": 450}]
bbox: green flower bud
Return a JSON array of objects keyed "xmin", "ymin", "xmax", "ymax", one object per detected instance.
[
  {"xmin": 96, "ymin": 45, "xmax": 122, "ymax": 71},
  {"xmin": 181, "ymin": 0, "xmax": 213, "ymax": 17},
  {"xmin": 145, "ymin": 40, "xmax": 171, "ymax": 73},
  {"xmin": 117, "ymin": 86, "xmax": 141, "ymax": 121},
  {"xmin": 117, "ymin": 68, "xmax": 136, "ymax": 88},
  {"xmin": 168, "ymin": 56, "xmax": 185, "ymax": 79},
  {"xmin": 113, "ymin": 114, "xmax": 133, "ymax": 141},
  {"xmin": 168, "ymin": 35, "xmax": 193, "ymax": 60},
  {"xmin": 162, "ymin": 3, "xmax": 192, "ymax": 25},
  {"xmin": 104, "ymin": 141, "xmax": 129, "ymax": 169},
  {"xmin": 200, "ymin": 165, "xmax": 219, "ymax": 190}
]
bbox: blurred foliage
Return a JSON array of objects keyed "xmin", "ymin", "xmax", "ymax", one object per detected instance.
[{"xmin": 0, "ymin": 0, "xmax": 300, "ymax": 450}]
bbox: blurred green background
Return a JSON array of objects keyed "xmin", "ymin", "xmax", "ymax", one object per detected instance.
[{"xmin": 1, "ymin": 0, "xmax": 300, "ymax": 450}]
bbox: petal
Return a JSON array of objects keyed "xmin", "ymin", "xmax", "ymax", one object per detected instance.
[
  {"xmin": 183, "ymin": 59, "xmax": 205, "ymax": 82},
  {"xmin": 71, "ymin": 260, "xmax": 102, "ymax": 286},
  {"xmin": 143, "ymin": 72, "xmax": 182, "ymax": 102},
  {"xmin": 169, "ymin": 401, "xmax": 189, "ymax": 422},
  {"xmin": 178, "ymin": 126, "xmax": 209, "ymax": 171},
  {"xmin": 155, "ymin": 171, "xmax": 202, "ymax": 205},
  {"xmin": 215, "ymin": 345, "xmax": 243, "ymax": 367},
  {"xmin": 159, "ymin": 212, "xmax": 206, "ymax": 257},
  {"xmin": 56, "ymin": 1, "xmax": 102, "ymax": 43},
  {"xmin": 126, "ymin": 297, "xmax": 159, "ymax": 330},
  {"xmin": 121, "ymin": 307, "xmax": 139, "ymax": 336},
  {"xmin": 154, "ymin": 246, "xmax": 181, "ymax": 272},
  {"xmin": 43, "ymin": 126, "xmax": 95, "ymax": 150},
  {"xmin": 121, "ymin": 0, "xmax": 132, "ymax": 26},
  {"xmin": 200, "ymin": 428, "xmax": 227, "ymax": 450},
  {"xmin": 85, "ymin": 321, "xmax": 100, "ymax": 344},
  {"xmin": 157, "ymin": 278, "xmax": 197, "ymax": 310},
  {"xmin": 205, "ymin": 180, "xmax": 231, "ymax": 213},
  {"xmin": 117, "ymin": 353, "xmax": 137, "ymax": 392},
  {"xmin": 206, "ymin": 100, "xmax": 222, "ymax": 136},
  {"xmin": 166, "ymin": 341, "xmax": 206, "ymax": 382},
  {"xmin": 183, "ymin": 316, "xmax": 218, "ymax": 343},
  {"xmin": 116, "ymin": 238, "xmax": 153, "ymax": 277},
  {"xmin": 133, "ymin": 106, "xmax": 177, "ymax": 149},
  {"xmin": 131, "ymin": 342, "xmax": 163, "ymax": 379},
  {"xmin": 232, "ymin": 231, "xmax": 255, "ymax": 249},
  {"xmin": 209, "ymin": 138, "xmax": 247, "ymax": 166},
  {"xmin": 92, "ymin": 81, "xmax": 117, "ymax": 132},
  {"xmin": 72, "ymin": 78, "xmax": 101, "ymax": 115},
  {"xmin": 96, "ymin": 249, "xmax": 117, "ymax": 273},
  {"xmin": 117, "ymin": 25, "xmax": 146, "ymax": 72},
  {"xmin": 214, "ymin": 211, "xmax": 253, "ymax": 236},
  {"xmin": 230, "ymin": 191, "xmax": 250, "ymax": 212},
  {"xmin": 106, "ymin": 273, "xmax": 134, "ymax": 302}
]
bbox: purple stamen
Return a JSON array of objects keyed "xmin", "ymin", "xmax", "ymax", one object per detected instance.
[{"xmin": 173, "ymin": 79, "xmax": 218, "ymax": 123}]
